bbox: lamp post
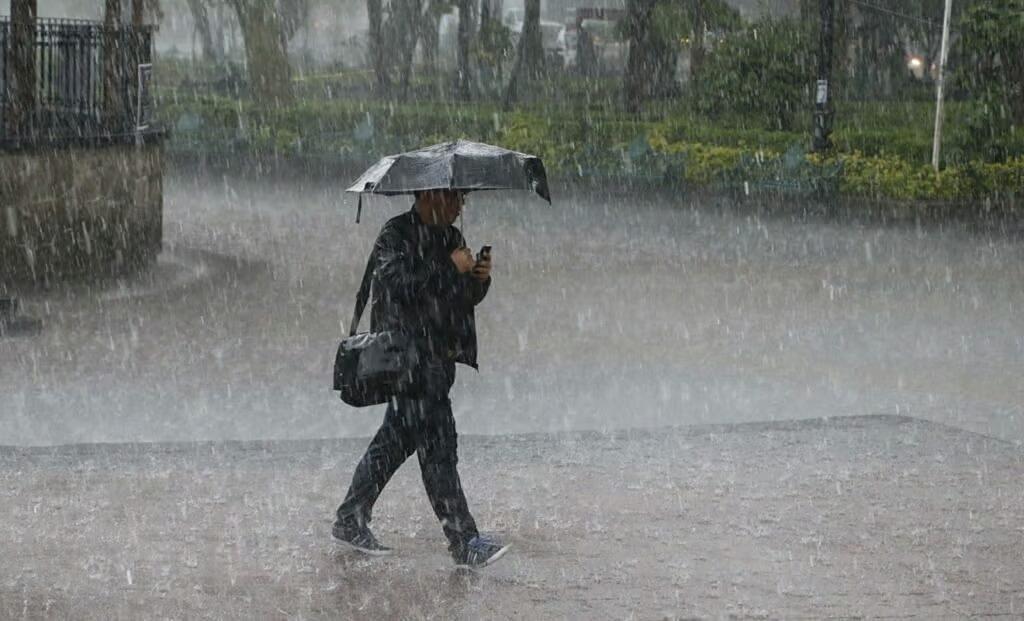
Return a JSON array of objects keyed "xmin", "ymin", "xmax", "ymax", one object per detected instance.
[
  {"xmin": 812, "ymin": 0, "xmax": 835, "ymax": 153},
  {"xmin": 931, "ymin": 0, "xmax": 953, "ymax": 171}
]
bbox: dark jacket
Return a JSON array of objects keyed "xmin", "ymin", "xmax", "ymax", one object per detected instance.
[{"xmin": 369, "ymin": 207, "xmax": 490, "ymax": 369}]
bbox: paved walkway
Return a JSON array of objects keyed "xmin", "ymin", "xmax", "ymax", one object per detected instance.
[
  {"xmin": 5, "ymin": 176, "xmax": 1024, "ymax": 447},
  {"xmin": 2, "ymin": 415, "xmax": 1022, "ymax": 619}
]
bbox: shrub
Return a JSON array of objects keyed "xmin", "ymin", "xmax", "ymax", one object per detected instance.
[
  {"xmin": 157, "ymin": 98, "xmax": 1023, "ymax": 201},
  {"xmin": 957, "ymin": 0, "xmax": 1024, "ymax": 129}
]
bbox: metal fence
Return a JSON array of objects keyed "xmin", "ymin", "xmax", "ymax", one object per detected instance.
[{"xmin": 0, "ymin": 17, "xmax": 154, "ymax": 147}]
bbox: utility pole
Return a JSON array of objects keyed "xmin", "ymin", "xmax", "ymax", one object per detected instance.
[
  {"xmin": 811, "ymin": 0, "xmax": 835, "ymax": 153},
  {"xmin": 931, "ymin": 0, "xmax": 953, "ymax": 171}
]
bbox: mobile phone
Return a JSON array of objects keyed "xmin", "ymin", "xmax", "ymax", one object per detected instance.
[{"xmin": 477, "ymin": 245, "xmax": 492, "ymax": 262}]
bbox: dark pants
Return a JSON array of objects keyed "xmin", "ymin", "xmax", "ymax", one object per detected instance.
[{"xmin": 335, "ymin": 360, "xmax": 478, "ymax": 550}]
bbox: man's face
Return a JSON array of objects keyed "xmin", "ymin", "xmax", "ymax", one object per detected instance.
[{"xmin": 425, "ymin": 190, "xmax": 465, "ymax": 226}]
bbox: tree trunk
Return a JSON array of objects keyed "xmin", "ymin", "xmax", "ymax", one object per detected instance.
[
  {"xmin": 367, "ymin": 0, "xmax": 391, "ymax": 94},
  {"xmin": 624, "ymin": 0, "xmax": 656, "ymax": 113},
  {"xmin": 480, "ymin": 0, "xmax": 491, "ymax": 28},
  {"xmin": 185, "ymin": 0, "xmax": 217, "ymax": 62},
  {"xmin": 103, "ymin": 0, "xmax": 125, "ymax": 126},
  {"xmin": 396, "ymin": 0, "xmax": 423, "ymax": 101},
  {"xmin": 229, "ymin": 0, "xmax": 294, "ymax": 104},
  {"xmin": 9, "ymin": 0, "xmax": 37, "ymax": 136},
  {"xmin": 128, "ymin": 0, "xmax": 149, "ymax": 129},
  {"xmin": 456, "ymin": 0, "xmax": 474, "ymax": 100},
  {"xmin": 420, "ymin": 0, "xmax": 439, "ymax": 76},
  {"xmin": 655, "ymin": 43, "xmax": 678, "ymax": 97},
  {"xmin": 690, "ymin": 0, "xmax": 704, "ymax": 84},
  {"xmin": 521, "ymin": 0, "xmax": 543, "ymax": 78},
  {"xmin": 504, "ymin": 0, "xmax": 544, "ymax": 107},
  {"xmin": 212, "ymin": 4, "xmax": 226, "ymax": 60},
  {"xmin": 132, "ymin": 0, "xmax": 144, "ymax": 27}
]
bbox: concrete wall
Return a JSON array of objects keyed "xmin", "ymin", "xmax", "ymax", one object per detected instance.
[{"xmin": 0, "ymin": 143, "xmax": 163, "ymax": 284}]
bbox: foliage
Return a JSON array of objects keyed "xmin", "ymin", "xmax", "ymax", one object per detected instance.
[
  {"xmin": 474, "ymin": 15, "xmax": 514, "ymax": 68},
  {"xmin": 473, "ymin": 12, "xmax": 514, "ymax": 97},
  {"xmin": 644, "ymin": 0, "xmax": 737, "ymax": 92},
  {"xmin": 158, "ymin": 97, "xmax": 1024, "ymax": 201},
  {"xmin": 227, "ymin": 0, "xmax": 294, "ymax": 103},
  {"xmin": 621, "ymin": 0, "xmax": 740, "ymax": 47},
  {"xmin": 949, "ymin": 101, "xmax": 1024, "ymax": 163},
  {"xmin": 957, "ymin": 0, "xmax": 1024, "ymax": 131},
  {"xmin": 693, "ymin": 19, "xmax": 813, "ymax": 131},
  {"xmin": 676, "ymin": 143, "xmax": 747, "ymax": 185},
  {"xmin": 813, "ymin": 152, "xmax": 1024, "ymax": 201}
]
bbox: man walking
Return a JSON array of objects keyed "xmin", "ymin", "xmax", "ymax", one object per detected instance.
[{"xmin": 333, "ymin": 189, "xmax": 510, "ymax": 569}]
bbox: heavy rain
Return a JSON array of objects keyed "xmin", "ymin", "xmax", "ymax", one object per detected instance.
[{"xmin": 1, "ymin": 0, "xmax": 1023, "ymax": 618}]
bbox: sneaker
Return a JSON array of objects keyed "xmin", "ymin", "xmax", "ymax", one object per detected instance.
[
  {"xmin": 332, "ymin": 520, "xmax": 392, "ymax": 556},
  {"xmin": 452, "ymin": 534, "xmax": 511, "ymax": 569}
]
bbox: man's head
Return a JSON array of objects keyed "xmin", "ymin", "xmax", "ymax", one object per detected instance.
[{"xmin": 414, "ymin": 189, "xmax": 466, "ymax": 226}]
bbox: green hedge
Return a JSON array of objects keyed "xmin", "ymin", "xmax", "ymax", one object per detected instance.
[
  {"xmin": 158, "ymin": 97, "xmax": 1023, "ymax": 202},
  {"xmin": 815, "ymin": 152, "xmax": 1024, "ymax": 200}
]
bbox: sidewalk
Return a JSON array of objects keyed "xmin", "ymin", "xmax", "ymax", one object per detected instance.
[{"xmin": 2, "ymin": 415, "xmax": 1022, "ymax": 619}]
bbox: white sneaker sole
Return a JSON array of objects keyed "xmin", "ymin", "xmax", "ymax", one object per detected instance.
[{"xmin": 454, "ymin": 543, "xmax": 511, "ymax": 569}]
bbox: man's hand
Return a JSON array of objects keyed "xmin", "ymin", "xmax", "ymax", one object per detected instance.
[
  {"xmin": 450, "ymin": 247, "xmax": 475, "ymax": 274},
  {"xmin": 472, "ymin": 251, "xmax": 492, "ymax": 282}
]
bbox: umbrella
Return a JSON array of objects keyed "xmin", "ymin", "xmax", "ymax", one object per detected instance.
[{"xmin": 346, "ymin": 140, "xmax": 551, "ymax": 222}]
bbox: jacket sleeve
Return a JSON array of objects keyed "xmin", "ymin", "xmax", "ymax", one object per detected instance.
[
  {"xmin": 453, "ymin": 229, "xmax": 490, "ymax": 307},
  {"xmin": 373, "ymin": 223, "xmax": 469, "ymax": 306},
  {"xmin": 464, "ymin": 271, "xmax": 490, "ymax": 307}
]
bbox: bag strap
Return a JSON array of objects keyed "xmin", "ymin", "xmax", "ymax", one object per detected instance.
[{"xmin": 349, "ymin": 249, "xmax": 376, "ymax": 336}]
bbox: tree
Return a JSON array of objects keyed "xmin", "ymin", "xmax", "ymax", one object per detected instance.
[
  {"xmin": 363, "ymin": 0, "xmax": 429, "ymax": 100},
  {"xmin": 420, "ymin": 0, "xmax": 451, "ymax": 77},
  {"xmin": 277, "ymin": 0, "xmax": 309, "ymax": 42},
  {"xmin": 693, "ymin": 18, "xmax": 813, "ymax": 131},
  {"xmin": 228, "ymin": 0, "xmax": 294, "ymax": 103},
  {"xmin": 690, "ymin": 0, "xmax": 704, "ymax": 81},
  {"xmin": 185, "ymin": 0, "xmax": 218, "ymax": 62},
  {"xmin": 504, "ymin": 0, "xmax": 544, "ymax": 107},
  {"xmin": 456, "ymin": 0, "xmax": 475, "ymax": 100},
  {"xmin": 846, "ymin": 2, "xmax": 902, "ymax": 98},
  {"xmin": 624, "ymin": 0, "xmax": 653, "ymax": 113},
  {"xmin": 367, "ymin": 0, "xmax": 391, "ymax": 93},
  {"xmin": 958, "ymin": 0, "xmax": 1024, "ymax": 138},
  {"xmin": 475, "ymin": 0, "xmax": 513, "ymax": 97},
  {"xmin": 689, "ymin": 0, "xmax": 741, "ymax": 85},
  {"xmin": 103, "ymin": 0, "xmax": 124, "ymax": 121},
  {"xmin": 8, "ymin": 0, "xmax": 37, "ymax": 135},
  {"xmin": 394, "ymin": 0, "xmax": 424, "ymax": 101}
]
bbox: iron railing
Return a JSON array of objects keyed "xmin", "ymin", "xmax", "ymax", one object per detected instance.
[{"xmin": 0, "ymin": 17, "xmax": 155, "ymax": 148}]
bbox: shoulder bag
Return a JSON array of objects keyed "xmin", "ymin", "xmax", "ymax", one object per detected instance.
[{"xmin": 333, "ymin": 251, "xmax": 420, "ymax": 407}]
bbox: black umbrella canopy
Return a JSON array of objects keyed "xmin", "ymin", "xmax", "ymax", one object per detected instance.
[{"xmin": 346, "ymin": 140, "xmax": 551, "ymax": 204}]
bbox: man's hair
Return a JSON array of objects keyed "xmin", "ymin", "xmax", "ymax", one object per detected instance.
[{"xmin": 414, "ymin": 189, "xmax": 465, "ymax": 200}]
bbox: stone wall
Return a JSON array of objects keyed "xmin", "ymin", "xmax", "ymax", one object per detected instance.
[{"xmin": 0, "ymin": 142, "xmax": 163, "ymax": 284}]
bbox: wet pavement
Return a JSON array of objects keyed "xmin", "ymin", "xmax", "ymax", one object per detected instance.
[
  {"xmin": 2, "ymin": 416, "xmax": 1022, "ymax": 619},
  {"xmin": 2, "ymin": 173, "xmax": 1023, "ymax": 446},
  {"xmin": 3, "ymin": 173, "xmax": 1024, "ymax": 617}
]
